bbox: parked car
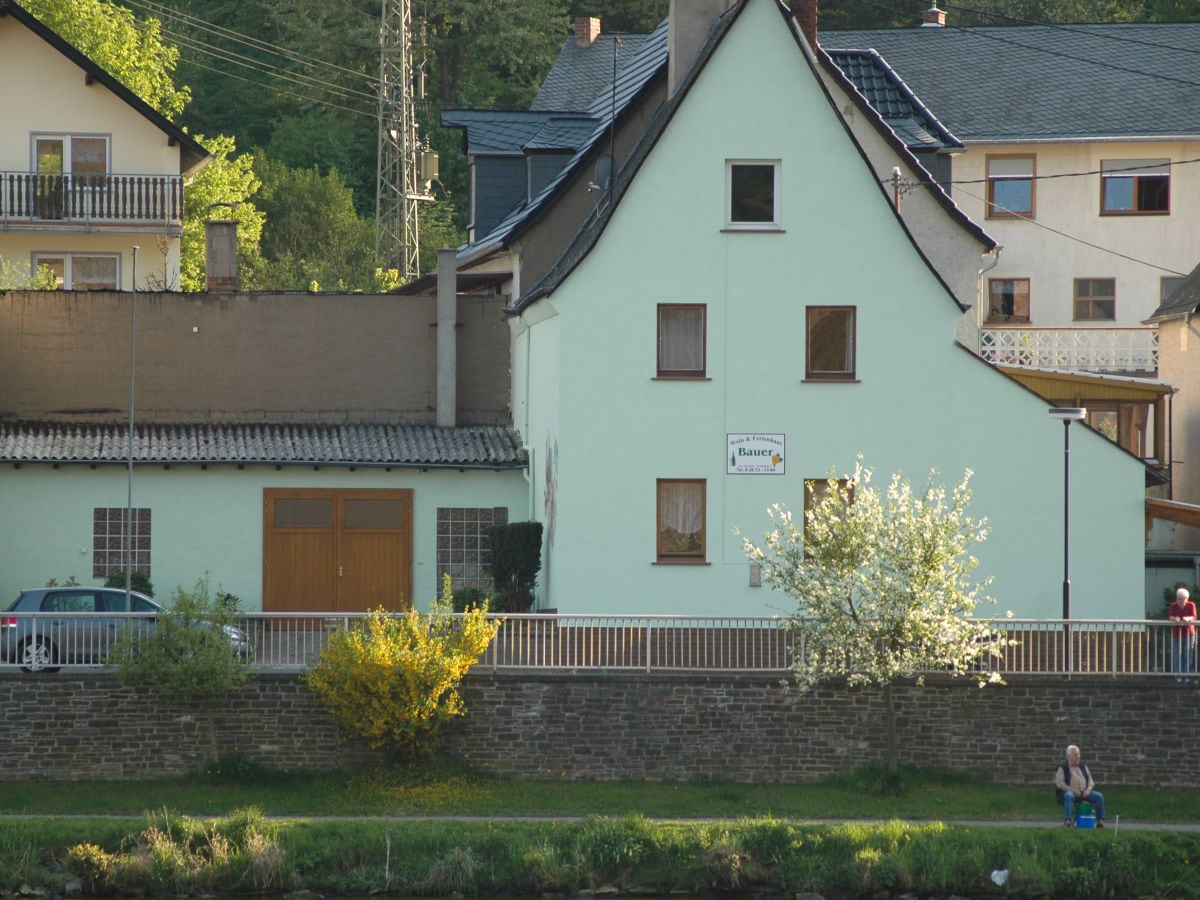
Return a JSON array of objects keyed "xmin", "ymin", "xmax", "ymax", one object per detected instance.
[{"xmin": 0, "ymin": 587, "xmax": 252, "ymax": 672}]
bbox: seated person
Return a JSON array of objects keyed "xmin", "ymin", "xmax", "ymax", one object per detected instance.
[{"xmin": 1054, "ymin": 744, "xmax": 1106, "ymax": 827}]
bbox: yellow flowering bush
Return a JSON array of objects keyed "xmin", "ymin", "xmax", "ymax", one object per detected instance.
[{"xmin": 303, "ymin": 574, "xmax": 500, "ymax": 757}]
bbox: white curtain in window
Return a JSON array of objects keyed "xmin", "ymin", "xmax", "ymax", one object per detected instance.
[
  {"xmin": 659, "ymin": 306, "xmax": 704, "ymax": 372},
  {"xmin": 659, "ymin": 481, "xmax": 703, "ymax": 535}
]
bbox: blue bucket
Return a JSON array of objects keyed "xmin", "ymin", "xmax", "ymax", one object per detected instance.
[{"xmin": 1076, "ymin": 814, "xmax": 1096, "ymax": 829}]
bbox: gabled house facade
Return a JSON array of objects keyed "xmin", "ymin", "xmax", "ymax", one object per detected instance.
[
  {"xmin": 0, "ymin": 0, "xmax": 209, "ymax": 291},
  {"xmin": 507, "ymin": 0, "xmax": 1146, "ymax": 619},
  {"xmin": 823, "ymin": 15, "xmax": 1200, "ymax": 380}
]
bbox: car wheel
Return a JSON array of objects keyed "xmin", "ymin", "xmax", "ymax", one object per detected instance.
[{"xmin": 19, "ymin": 637, "xmax": 60, "ymax": 674}]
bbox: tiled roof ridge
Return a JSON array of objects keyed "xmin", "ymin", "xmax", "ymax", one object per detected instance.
[{"xmin": 0, "ymin": 421, "xmax": 528, "ymax": 468}]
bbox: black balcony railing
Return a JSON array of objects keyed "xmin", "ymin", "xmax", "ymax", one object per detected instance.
[{"xmin": 1, "ymin": 172, "xmax": 184, "ymax": 224}]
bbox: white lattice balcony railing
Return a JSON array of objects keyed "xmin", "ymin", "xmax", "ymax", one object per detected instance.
[{"xmin": 980, "ymin": 326, "xmax": 1157, "ymax": 373}]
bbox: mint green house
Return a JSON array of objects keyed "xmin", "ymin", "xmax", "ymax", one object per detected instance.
[{"xmin": 507, "ymin": 0, "xmax": 1147, "ymax": 620}]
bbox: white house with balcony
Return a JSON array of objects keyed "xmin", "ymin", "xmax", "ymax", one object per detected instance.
[
  {"xmin": 0, "ymin": 0, "xmax": 210, "ymax": 290},
  {"xmin": 823, "ymin": 16, "xmax": 1200, "ymax": 380}
]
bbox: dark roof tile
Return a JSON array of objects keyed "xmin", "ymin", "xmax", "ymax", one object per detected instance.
[{"xmin": 0, "ymin": 422, "xmax": 527, "ymax": 468}]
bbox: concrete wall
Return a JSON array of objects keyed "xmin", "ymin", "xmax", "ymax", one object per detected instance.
[
  {"xmin": 1, "ymin": 671, "xmax": 1195, "ymax": 787},
  {"xmin": 0, "ymin": 290, "xmax": 511, "ymax": 425}
]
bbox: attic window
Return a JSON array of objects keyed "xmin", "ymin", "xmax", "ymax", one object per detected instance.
[{"xmin": 726, "ymin": 160, "xmax": 780, "ymax": 229}]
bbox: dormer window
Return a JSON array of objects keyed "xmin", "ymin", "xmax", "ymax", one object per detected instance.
[{"xmin": 726, "ymin": 159, "xmax": 780, "ymax": 229}]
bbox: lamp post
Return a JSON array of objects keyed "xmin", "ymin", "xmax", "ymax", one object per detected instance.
[{"xmin": 1049, "ymin": 406, "xmax": 1086, "ymax": 674}]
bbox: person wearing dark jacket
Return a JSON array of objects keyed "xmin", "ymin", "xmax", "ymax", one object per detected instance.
[{"xmin": 1054, "ymin": 744, "xmax": 1106, "ymax": 827}]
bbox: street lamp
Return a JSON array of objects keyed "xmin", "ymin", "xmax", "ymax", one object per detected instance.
[{"xmin": 1049, "ymin": 406, "xmax": 1086, "ymax": 674}]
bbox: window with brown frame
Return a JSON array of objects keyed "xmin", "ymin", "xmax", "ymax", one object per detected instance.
[
  {"xmin": 1101, "ymin": 159, "xmax": 1169, "ymax": 215},
  {"xmin": 657, "ymin": 304, "xmax": 706, "ymax": 377},
  {"xmin": 1073, "ymin": 278, "xmax": 1116, "ymax": 321},
  {"xmin": 806, "ymin": 306, "xmax": 856, "ymax": 380},
  {"xmin": 986, "ymin": 155, "xmax": 1035, "ymax": 218},
  {"xmin": 987, "ymin": 278, "xmax": 1031, "ymax": 323},
  {"xmin": 656, "ymin": 479, "xmax": 705, "ymax": 562}
]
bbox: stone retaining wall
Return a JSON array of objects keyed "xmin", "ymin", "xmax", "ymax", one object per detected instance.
[{"xmin": 0, "ymin": 672, "xmax": 1193, "ymax": 785}]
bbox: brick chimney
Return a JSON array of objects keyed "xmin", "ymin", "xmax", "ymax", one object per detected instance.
[
  {"xmin": 668, "ymin": 0, "xmax": 737, "ymax": 97},
  {"xmin": 922, "ymin": 2, "xmax": 946, "ymax": 27},
  {"xmin": 574, "ymin": 16, "xmax": 601, "ymax": 47},
  {"xmin": 791, "ymin": 0, "xmax": 817, "ymax": 48},
  {"xmin": 204, "ymin": 219, "xmax": 237, "ymax": 292}
]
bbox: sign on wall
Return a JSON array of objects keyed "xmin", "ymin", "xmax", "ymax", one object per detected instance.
[{"xmin": 727, "ymin": 433, "xmax": 785, "ymax": 475}]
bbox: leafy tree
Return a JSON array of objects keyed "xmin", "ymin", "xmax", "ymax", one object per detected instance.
[
  {"xmin": 25, "ymin": 0, "xmax": 190, "ymax": 118},
  {"xmin": 425, "ymin": 0, "xmax": 568, "ymax": 108},
  {"xmin": 569, "ymin": 1, "xmax": 668, "ymax": 33},
  {"xmin": 303, "ymin": 574, "xmax": 500, "ymax": 757},
  {"xmin": 252, "ymin": 155, "xmax": 378, "ymax": 290},
  {"xmin": 178, "ymin": 134, "xmax": 266, "ymax": 291},
  {"xmin": 0, "ymin": 257, "xmax": 58, "ymax": 290},
  {"xmin": 741, "ymin": 460, "xmax": 1005, "ymax": 787}
]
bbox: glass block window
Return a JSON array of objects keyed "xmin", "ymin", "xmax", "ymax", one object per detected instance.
[
  {"xmin": 437, "ymin": 507, "xmax": 508, "ymax": 589},
  {"xmin": 92, "ymin": 507, "xmax": 151, "ymax": 578}
]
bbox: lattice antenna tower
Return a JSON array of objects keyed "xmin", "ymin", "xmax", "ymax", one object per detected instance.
[{"xmin": 376, "ymin": 0, "xmax": 435, "ymax": 280}]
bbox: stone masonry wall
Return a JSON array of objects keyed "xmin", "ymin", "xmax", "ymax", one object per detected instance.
[{"xmin": 1, "ymin": 671, "xmax": 1195, "ymax": 786}]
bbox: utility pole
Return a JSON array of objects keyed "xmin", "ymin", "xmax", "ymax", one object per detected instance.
[{"xmin": 376, "ymin": 0, "xmax": 436, "ymax": 280}]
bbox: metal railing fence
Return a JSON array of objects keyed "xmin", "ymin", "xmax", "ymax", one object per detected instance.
[
  {"xmin": 1, "ymin": 612, "xmax": 1195, "ymax": 677},
  {"xmin": 1, "ymin": 172, "xmax": 184, "ymax": 224}
]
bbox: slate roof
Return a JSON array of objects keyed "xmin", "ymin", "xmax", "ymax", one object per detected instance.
[
  {"xmin": 1, "ymin": 0, "xmax": 210, "ymax": 174},
  {"xmin": 823, "ymin": 48, "xmax": 962, "ymax": 152},
  {"xmin": 440, "ymin": 110, "xmax": 557, "ymax": 156},
  {"xmin": 532, "ymin": 32, "xmax": 654, "ymax": 112},
  {"xmin": 0, "ymin": 422, "xmax": 527, "ymax": 469},
  {"xmin": 1146, "ymin": 261, "xmax": 1200, "ymax": 322},
  {"xmin": 456, "ymin": 18, "xmax": 670, "ymax": 269},
  {"xmin": 821, "ymin": 23, "xmax": 1200, "ymax": 142}
]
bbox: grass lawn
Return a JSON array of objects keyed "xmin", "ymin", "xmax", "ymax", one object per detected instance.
[{"xmin": 2, "ymin": 759, "xmax": 1197, "ymax": 824}]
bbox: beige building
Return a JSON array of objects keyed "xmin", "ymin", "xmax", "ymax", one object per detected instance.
[{"xmin": 0, "ymin": 0, "xmax": 209, "ymax": 290}]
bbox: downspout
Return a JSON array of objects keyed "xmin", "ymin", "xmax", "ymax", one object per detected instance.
[
  {"xmin": 512, "ymin": 308, "xmax": 540, "ymax": 606},
  {"xmin": 1186, "ymin": 311, "xmax": 1200, "ymax": 342},
  {"xmin": 436, "ymin": 248, "xmax": 457, "ymax": 428},
  {"xmin": 976, "ymin": 246, "xmax": 1002, "ymax": 354}
]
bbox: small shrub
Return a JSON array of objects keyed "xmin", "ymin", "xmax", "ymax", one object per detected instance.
[
  {"xmin": 104, "ymin": 570, "xmax": 155, "ymax": 597},
  {"xmin": 44, "ymin": 575, "xmax": 80, "ymax": 587},
  {"xmin": 66, "ymin": 843, "xmax": 115, "ymax": 894},
  {"xmin": 488, "ymin": 521, "xmax": 543, "ymax": 612},
  {"xmin": 422, "ymin": 846, "xmax": 479, "ymax": 894},
  {"xmin": 108, "ymin": 575, "xmax": 249, "ymax": 703},
  {"xmin": 451, "ymin": 586, "xmax": 491, "ymax": 612},
  {"xmin": 304, "ymin": 574, "xmax": 500, "ymax": 757}
]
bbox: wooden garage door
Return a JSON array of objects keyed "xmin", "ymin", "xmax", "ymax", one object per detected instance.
[{"xmin": 263, "ymin": 488, "xmax": 413, "ymax": 613}]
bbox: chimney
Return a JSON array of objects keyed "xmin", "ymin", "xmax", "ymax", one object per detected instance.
[
  {"xmin": 436, "ymin": 247, "xmax": 457, "ymax": 428},
  {"xmin": 574, "ymin": 16, "xmax": 601, "ymax": 47},
  {"xmin": 668, "ymin": 0, "xmax": 737, "ymax": 97},
  {"xmin": 791, "ymin": 0, "xmax": 817, "ymax": 49},
  {"xmin": 921, "ymin": 2, "xmax": 946, "ymax": 27},
  {"xmin": 204, "ymin": 219, "xmax": 237, "ymax": 292}
]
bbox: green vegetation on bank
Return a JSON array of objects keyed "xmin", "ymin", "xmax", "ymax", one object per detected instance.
[{"xmin": 2, "ymin": 763, "xmax": 1200, "ymax": 897}]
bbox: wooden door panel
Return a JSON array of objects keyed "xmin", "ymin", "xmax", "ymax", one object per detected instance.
[
  {"xmin": 266, "ymin": 533, "xmax": 336, "ymax": 613},
  {"xmin": 263, "ymin": 488, "xmax": 412, "ymax": 613}
]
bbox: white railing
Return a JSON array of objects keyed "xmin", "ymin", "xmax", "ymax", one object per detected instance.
[
  {"xmin": 1, "ymin": 613, "xmax": 1194, "ymax": 678},
  {"xmin": 980, "ymin": 326, "xmax": 1157, "ymax": 373}
]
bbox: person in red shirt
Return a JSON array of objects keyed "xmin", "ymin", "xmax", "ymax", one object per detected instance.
[{"xmin": 1168, "ymin": 586, "xmax": 1197, "ymax": 683}]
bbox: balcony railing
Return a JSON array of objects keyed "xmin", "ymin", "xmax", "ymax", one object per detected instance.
[
  {"xmin": 0, "ymin": 172, "xmax": 184, "ymax": 225},
  {"xmin": 0, "ymin": 613, "xmax": 1192, "ymax": 678},
  {"xmin": 980, "ymin": 326, "xmax": 1157, "ymax": 373}
]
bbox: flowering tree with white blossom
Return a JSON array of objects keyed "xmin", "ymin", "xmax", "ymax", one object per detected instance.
[{"xmin": 741, "ymin": 459, "xmax": 1007, "ymax": 784}]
